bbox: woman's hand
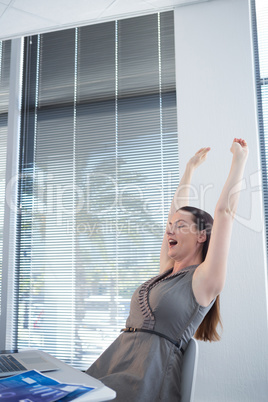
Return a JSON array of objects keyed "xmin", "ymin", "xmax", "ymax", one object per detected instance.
[
  {"xmin": 187, "ymin": 147, "xmax": 211, "ymax": 170},
  {"xmin": 160, "ymin": 146, "xmax": 210, "ymax": 274},
  {"xmin": 230, "ymin": 138, "xmax": 249, "ymax": 162}
]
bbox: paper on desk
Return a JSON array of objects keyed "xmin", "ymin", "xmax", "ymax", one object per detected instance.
[{"xmin": 0, "ymin": 370, "xmax": 95, "ymax": 402}]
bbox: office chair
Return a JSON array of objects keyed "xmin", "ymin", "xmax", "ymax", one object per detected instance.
[{"xmin": 180, "ymin": 337, "xmax": 199, "ymax": 402}]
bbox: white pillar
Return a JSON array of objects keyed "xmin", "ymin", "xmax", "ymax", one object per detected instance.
[{"xmin": 174, "ymin": 0, "xmax": 268, "ymax": 400}]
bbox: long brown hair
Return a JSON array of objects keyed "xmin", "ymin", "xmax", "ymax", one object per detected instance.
[{"xmin": 179, "ymin": 206, "xmax": 222, "ymax": 342}]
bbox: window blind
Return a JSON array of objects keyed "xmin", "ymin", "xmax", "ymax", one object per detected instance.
[
  {"xmin": 252, "ymin": 1, "xmax": 268, "ymax": 257},
  {"xmin": 18, "ymin": 12, "xmax": 179, "ymax": 369},
  {"xmin": 0, "ymin": 40, "xmax": 11, "ymax": 312}
]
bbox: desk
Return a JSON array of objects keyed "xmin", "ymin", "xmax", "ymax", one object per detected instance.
[{"xmin": 37, "ymin": 350, "xmax": 116, "ymax": 401}]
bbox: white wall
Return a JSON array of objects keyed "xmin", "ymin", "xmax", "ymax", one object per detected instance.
[{"xmin": 174, "ymin": 0, "xmax": 268, "ymax": 401}]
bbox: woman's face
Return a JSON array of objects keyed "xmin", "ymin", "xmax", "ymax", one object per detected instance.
[{"xmin": 166, "ymin": 210, "xmax": 203, "ymax": 261}]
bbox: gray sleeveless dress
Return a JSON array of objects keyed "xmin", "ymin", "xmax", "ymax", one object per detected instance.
[{"xmin": 86, "ymin": 265, "xmax": 215, "ymax": 401}]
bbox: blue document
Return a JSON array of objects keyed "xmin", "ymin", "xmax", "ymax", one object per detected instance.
[{"xmin": 0, "ymin": 370, "xmax": 94, "ymax": 401}]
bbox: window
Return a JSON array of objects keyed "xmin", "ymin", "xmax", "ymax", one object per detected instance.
[
  {"xmin": 16, "ymin": 11, "xmax": 178, "ymax": 369},
  {"xmin": 0, "ymin": 40, "xmax": 11, "ymax": 311},
  {"xmin": 253, "ymin": 0, "xmax": 268, "ymax": 255}
]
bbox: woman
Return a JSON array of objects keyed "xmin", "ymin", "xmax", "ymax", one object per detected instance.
[{"xmin": 86, "ymin": 138, "xmax": 249, "ymax": 401}]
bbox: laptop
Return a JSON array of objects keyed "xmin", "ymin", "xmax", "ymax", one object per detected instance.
[
  {"xmin": 0, "ymin": 349, "xmax": 59, "ymax": 378},
  {"xmin": 0, "ymin": 349, "xmax": 116, "ymax": 400}
]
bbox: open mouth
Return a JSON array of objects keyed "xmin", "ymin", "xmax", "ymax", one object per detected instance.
[{"xmin": 168, "ymin": 239, "xmax": 178, "ymax": 247}]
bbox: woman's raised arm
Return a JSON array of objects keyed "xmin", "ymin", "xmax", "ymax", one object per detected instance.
[
  {"xmin": 159, "ymin": 147, "xmax": 210, "ymax": 273},
  {"xmin": 193, "ymin": 138, "xmax": 249, "ymax": 306}
]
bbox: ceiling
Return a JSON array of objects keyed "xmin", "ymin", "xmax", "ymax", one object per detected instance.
[{"xmin": 0, "ymin": 0, "xmax": 209, "ymax": 41}]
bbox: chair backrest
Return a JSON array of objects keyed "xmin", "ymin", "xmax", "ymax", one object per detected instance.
[{"xmin": 180, "ymin": 337, "xmax": 199, "ymax": 402}]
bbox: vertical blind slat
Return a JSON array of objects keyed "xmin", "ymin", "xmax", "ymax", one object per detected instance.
[
  {"xmin": 0, "ymin": 40, "xmax": 11, "ymax": 314},
  {"xmin": 253, "ymin": 0, "xmax": 268, "ymax": 260}
]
